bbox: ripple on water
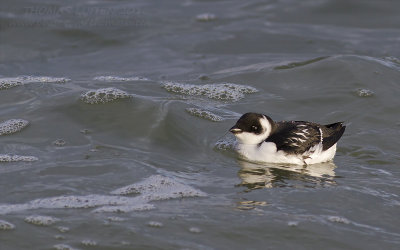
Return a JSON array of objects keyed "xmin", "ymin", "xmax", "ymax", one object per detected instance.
[
  {"xmin": 0, "ymin": 219, "xmax": 15, "ymax": 230},
  {"xmin": 383, "ymin": 56, "xmax": 400, "ymax": 64},
  {"xmin": 162, "ymin": 82, "xmax": 258, "ymax": 101},
  {"xmin": 0, "ymin": 119, "xmax": 29, "ymax": 135},
  {"xmin": 186, "ymin": 108, "xmax": 224, "ymax": 122},
  {"xmin": 24, "ymin": 215, "xmax": 59, "ymax": 226},
  {"xmin": 273, "ymin": 57, "xmax": 328, "ymax": 70},
  {"xmin": 80, "ymin": 87, "xmax": 131, "ymax": 104}
]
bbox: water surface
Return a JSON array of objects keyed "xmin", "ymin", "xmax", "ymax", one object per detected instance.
[{"xmin": 1, "ymin": 0, "xmax": 400, "ymax": 249}]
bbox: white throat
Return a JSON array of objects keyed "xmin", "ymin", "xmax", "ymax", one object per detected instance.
[{"xmin": 234, "ymin": 117, "xmax": 272, "ymax": 145}]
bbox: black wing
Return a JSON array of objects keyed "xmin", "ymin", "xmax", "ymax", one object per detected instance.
[
  {"xmin": 265, "ymin": 121, "xmax": 321, "ymax": 154},
  {"xmin": 321, "ymin": 122, "xmax": 346, "ymax": 150}
]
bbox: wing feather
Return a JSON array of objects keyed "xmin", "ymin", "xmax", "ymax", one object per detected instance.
[{"xmin": 266, "ymin": 121, "xmax": 321, "ymax": 154}]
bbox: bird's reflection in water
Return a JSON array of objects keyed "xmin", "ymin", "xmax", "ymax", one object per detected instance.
[{"xmin": 237, "ymin": 160, "xmax": 338, "ymax": 191}]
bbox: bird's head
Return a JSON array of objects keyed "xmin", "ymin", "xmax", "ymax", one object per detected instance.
[{"xmin": 229, "ymin": 113, "xmax": 274, "ymax": 145}]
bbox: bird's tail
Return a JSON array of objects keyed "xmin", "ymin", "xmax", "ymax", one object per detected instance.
[
  {"xmin": 322, "ymin": 122, "xmax": 346, "ymax": 150},
  {"xmin": 325, "ymin": 122, "xmax": 345, "ymax": 130}
]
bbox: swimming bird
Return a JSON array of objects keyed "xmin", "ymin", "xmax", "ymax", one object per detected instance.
[{"xmin": 229, "ymin": 113, "xmax": 345, "ymax": 165}]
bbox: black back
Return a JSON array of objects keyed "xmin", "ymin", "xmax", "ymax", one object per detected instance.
[{"xmin": 266, "ymin": 121, "xmax": 346, "ymax": 154}]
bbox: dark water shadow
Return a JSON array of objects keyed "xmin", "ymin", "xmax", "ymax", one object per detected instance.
[
  {"xmin": 273, "ymin": 56, "xmax": 329, "ymax": 70},
  {"xmin": 236, "ymin": 160, "xmax": 338, "ymax": 191}
]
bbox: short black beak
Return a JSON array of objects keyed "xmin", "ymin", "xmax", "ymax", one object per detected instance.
[{"xmin": 229, "ymin": 125, "xmax": 242, "ymax": 134}]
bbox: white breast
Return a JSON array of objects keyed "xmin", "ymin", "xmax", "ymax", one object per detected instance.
[{"xmin": 235, "ymin": 142, "xmax": 304, "ymax": 165}]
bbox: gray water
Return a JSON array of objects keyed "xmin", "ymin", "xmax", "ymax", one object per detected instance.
[{"xmin": 1, "ymin": 0, "xmax": 400, "ymax": 249}]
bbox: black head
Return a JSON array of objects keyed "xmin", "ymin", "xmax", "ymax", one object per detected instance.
[
  {"xmin": 229, "ymin": 113, "xmax": 274, "ymax": 144},
  {"xmin": 230, "ymin": 113, "xmax": 265, "ymax": 135}
]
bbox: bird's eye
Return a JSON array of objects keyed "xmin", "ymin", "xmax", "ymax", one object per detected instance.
[{"xmin": 251, "ymin": 125, "xmax": 258, "ymax": 131}]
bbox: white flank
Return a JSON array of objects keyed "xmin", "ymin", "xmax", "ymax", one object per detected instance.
[
  {"xmin": 304, "ymin": 144, "xmax": 337, "ymax": 165},
  {"xmin": 235, "ymin": 142, "xmax": 337, "ymax": 165},
  {"xmin": 236, "ymin": 142, "xmax": 304, "ymax": 165}
]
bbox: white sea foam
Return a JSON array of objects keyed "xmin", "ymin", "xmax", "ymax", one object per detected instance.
[
  {"xmin": 0, "ymin": 175, "xmax": 206, "ymax": 214},
  {"xmin": 106, "ymin": 216, "xmax": 125, "ymax": 222},
  {"xmin": 356, "ymin": 88, "xmax": 374, "ymax": 97},
  {"xmin": 0, "ymin": 195, "xmax": 134, "ymax": 215},
  {"xmin": 186, "ymin": 108, "xmax": 224, "ymax": 122},
  {"xmin": 147, "ymin": 221, "xmax": 163, "ymax": 228},
  {"xmin": 19, "ymin": 76, "xmax": 70, "ymax": 83},
  {"xmin": 214, "ymin": 138, "xmax": 236, "ymax": 151},
  {"xmin": 196, "ymin": 13, "xmax": 216, "ymax": 22},
  {"xmin": 162, "ymin": 82, "xmax": 258, "ymax": 101},
  {"xmin": 81, "ymin": 239, "xmax": 97, "ymax": 247},
  {"xmin": 0, "ymin": 154, "xmax": 38, "ymax": 162},
  {"xmin": 54, "ymin": 235, "xmax": 65, "ymax": 240},
  {"xmin": 0, "ymin": 78, "xmax": 23, "ymax": 90},
  {"xmin": 53, "ymin": 244, "xmax": 78, "ymax": 250},
  {"xmin": 110, "ymin": 175, "xmax": 207, "ymax": 201},
  {"xmin": 57, "ymin": 226, "xmax": 70, "ymax": 233},
  {"xmin": 92, "ymin": 203, "xmax": 155, "ymax": 213},
  {"xmin": 93, "ymin": 76, "xmax": 149, "ymax": 81},
  {"xmin": 0, "ymin": 219, "xmax": 15, "ymax": 230},
  {"xmin": 0, "ymin": 76, "xmax": 70, "ymax": 90},
  {"xmin": 0, "ymin": 119, "xmax": 29, "ymax": 135},
  {"xmin": 327, "ymin": 216, "xmax": 350, "ymax": 224},
  {"xmin": 53, "ymin": 139, "xmax": 67, "ymax": 147},
  {"xmin": 80, "ymin": 87, "xmax": 131, "ymax": 104},
  {"xmin": 24, "ymin": 215, "xmax": 59, "ymax": 226},
  {"xmin": 189, "ymin": 227, "xmax": 202, "ymax": 233}
]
